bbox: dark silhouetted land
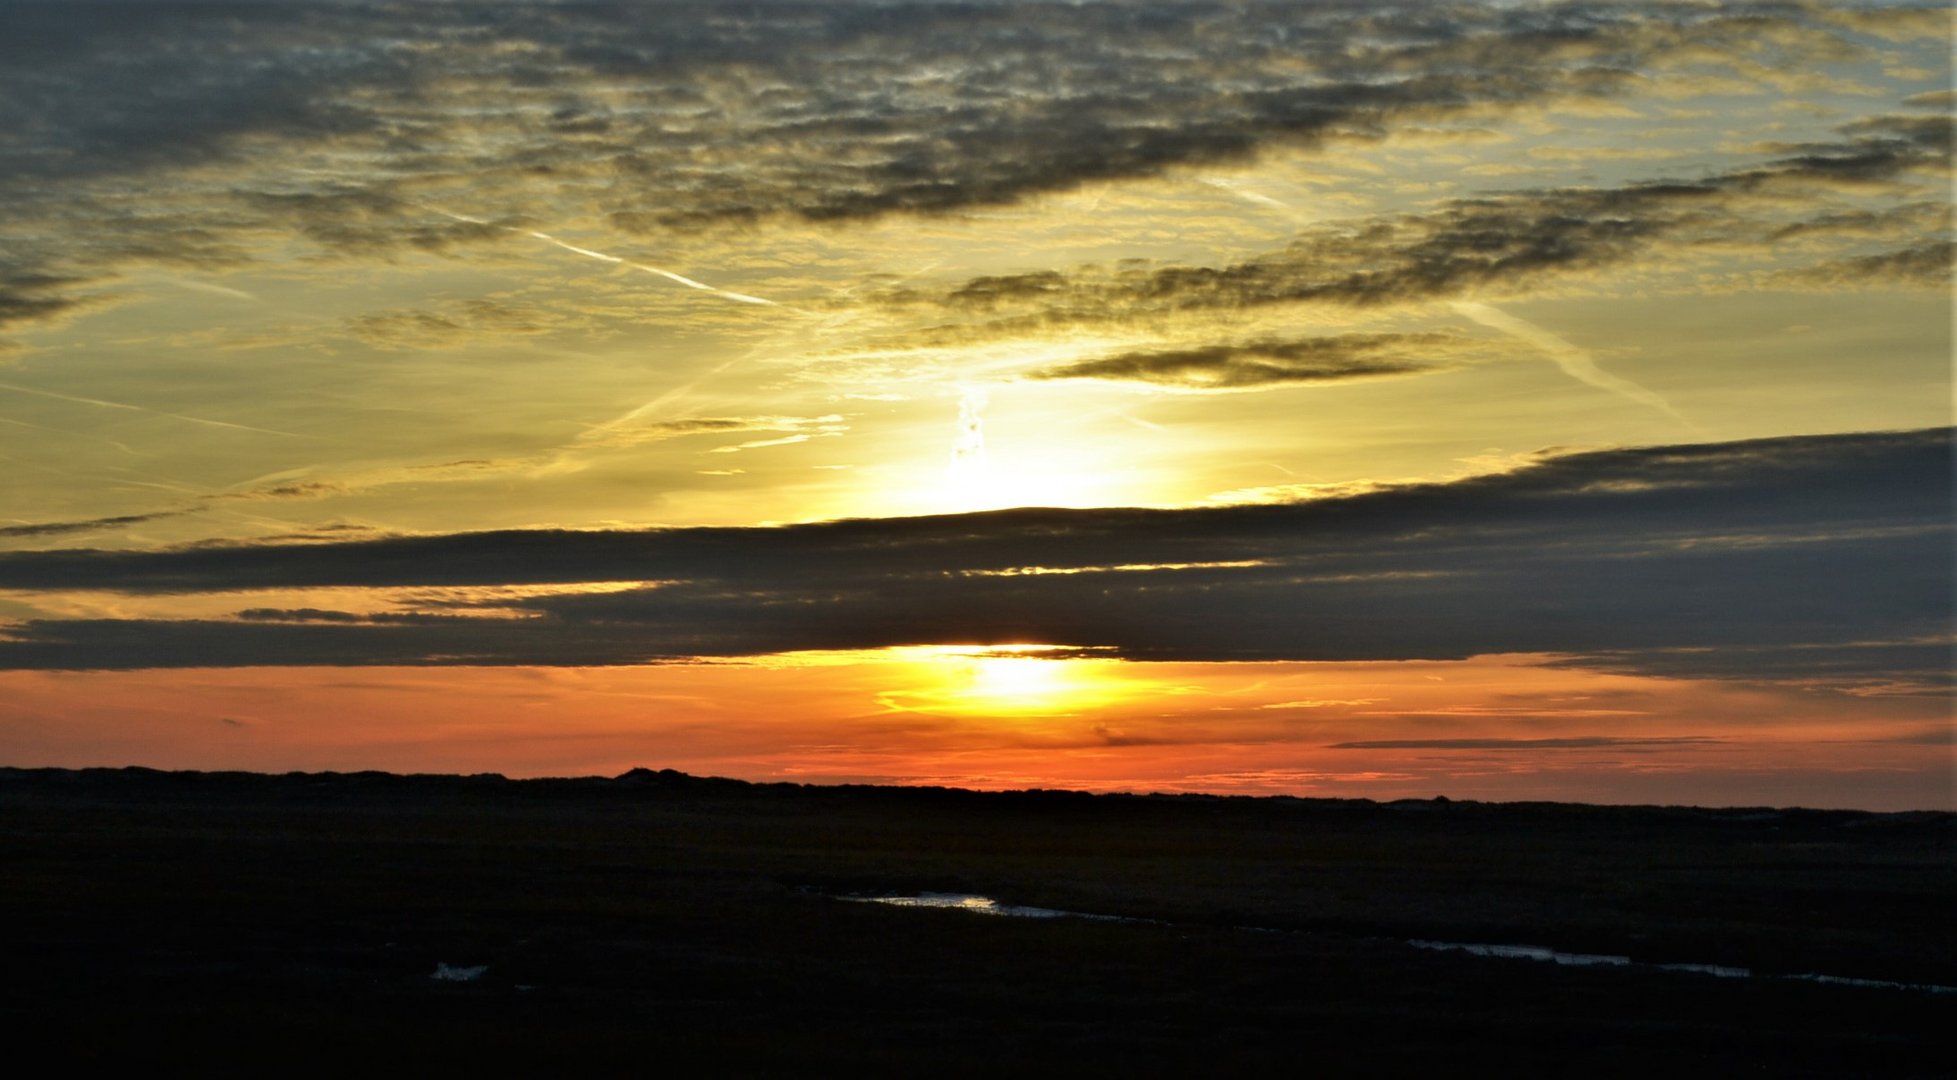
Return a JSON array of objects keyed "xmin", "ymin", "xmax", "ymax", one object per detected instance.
[{"xmin": 2, "ymin": 766, "xmax": 1950, "ymax": 1073}]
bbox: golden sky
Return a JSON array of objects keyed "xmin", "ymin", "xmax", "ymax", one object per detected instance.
[{"xmin": 0, "ymin": 2, "xmax": 1949, "ymax": 808}]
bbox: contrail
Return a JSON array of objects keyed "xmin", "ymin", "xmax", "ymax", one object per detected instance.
[
  {"xmin": 167, "ymin": 279, "xmax": 258, "ymax": 302},
  {"xmin": 0, "ymin": 380, "xmax": 318, "ymax": 439},
  {"xmin": 1202, "ymin": 177, "xmax": 1294, "ymax": 213},
  {"xmin": 438, "ymin": 206, "xmax": 941, "ymax": 464},
  {"xmin": 575, "ymin": 351, "xmax": 749, "ymax": 447},
  {"xmin": 429, "ymin": 206, "xmax": 780, "ymax": 451},
  {"xmin": 1201, "ymin": 176, "xmax": 1315, "ymax": 225},
  {"xmin": 1451, "ymin": 301, "xmax": 1694, "ymax": 428},
  {"xmin": 576, "ymin": 258, "xmax": 949, "ymax": 448},
  {"xmin": 537, "ymin": 233, "xmax": 777, "ymax": 306},
  {"xmin": 433, "ymin": 208, "xmax": 776, "ymax": 307}
]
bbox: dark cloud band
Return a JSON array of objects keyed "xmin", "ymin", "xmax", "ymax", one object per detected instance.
[{"xmin": 0, "ymin": 428, "xmax": 1946, "ymax": 688}]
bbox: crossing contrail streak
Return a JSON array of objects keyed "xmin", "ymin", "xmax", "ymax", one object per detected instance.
[{"xmin": 0, "ymin": 381, "xmax": 317, "ymax": 439}]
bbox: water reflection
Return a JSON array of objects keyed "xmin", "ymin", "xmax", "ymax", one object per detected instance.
[
  {"xmin": 843, "ymin": 891, "xmax": 1136, "ymax": 922},
  {"xmin": 1410, "ymin": 940, "xmax": 1956, "ymax": 991},
  {"xmin": 1410, "ymin": 939, "xmax": 1746, "ymax": 977}
]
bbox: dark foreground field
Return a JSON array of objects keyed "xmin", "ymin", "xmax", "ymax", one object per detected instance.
[{"xmin": 3, "ymin": 767, "xmax": 1950, "ymax": 1074}]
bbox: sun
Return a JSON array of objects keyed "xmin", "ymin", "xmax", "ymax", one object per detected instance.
[
  {"xmin": 874, "ymin": 644, "xmax": 1132, "ymax": 717},
  {"xmin": 966, "ymin": 654, "xmax": 1071, "ymax": 710}
]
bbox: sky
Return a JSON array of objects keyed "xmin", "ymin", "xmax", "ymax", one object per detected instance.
[{"xmin": 0, "ymin": 1, "xmax": 1949, "ymax": 809}]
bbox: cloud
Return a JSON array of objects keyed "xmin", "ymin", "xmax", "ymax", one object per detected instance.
[
  {"xmin": 0, "ymin": 2, "xmax": 1936, "ymax": 340},
  {"xmin": 240, "ymin": 191, "xmax": 509, "ymax": 260},
  {"xmin": 203, "ymin": 481, "xmax": 352, "ymax": 503},
  {"xmin": 1541, "ymin": 641, "xmax": 1953, "ymax": 696},
  {"xmin": 1326, "ymin": 737, "xmax": 1723, "ymax": 750},
  {"xmin": 1881, "ymin": 724, "xmax": 1953, "ymax": 745},
  {"xmin": 0, "ymin": 427, "xmax": 1944, "ymax": 691},
  {"xmin": 1766, "ymin": 200, "xmax": 1949, "ymax": 244},
  {"xmin": 234, "ymin": 608, "xmax": 497, "ymax": 627},
  {"xmin": 0, "ymin": 509, "xmax": 199, "ymax": 540},
  {"xmin": 576, "ymin": 414, "xmax": 848, "ymax": 451},
  {"xmin": 1751, "ymin": 113, "xmax": 1952, "ymax": 190},
  {"xmin": 0, "ymin": 272, "xmax": 115, "ymax": 351},
  {"xmin": 343, "ymin": 299, "xmax": 589, "ymax": 351},
  {"xmin": 0, "ymin": 273, "xmax": 103, "ymax": 332},
  {"xmin": 887, "ymin": 112, "xmax": 1952, "ymax": 337},
  {"xmin": 1766, "ymin": 240, "xmax": 1954, "ymax": 290},
  {"xmin": 1026, "ymin": 332, "xmax": 1469, "ymax": 390}
]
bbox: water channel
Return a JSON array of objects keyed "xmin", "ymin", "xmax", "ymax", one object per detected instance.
[{"xmin": 841, "ymin": 892, "xmax": 1956, "ymax": 994}]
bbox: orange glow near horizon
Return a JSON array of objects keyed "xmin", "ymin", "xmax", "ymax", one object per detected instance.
[{"xmin": 0, "ymin": 651, "xmax": 1946, "ymax": 811}]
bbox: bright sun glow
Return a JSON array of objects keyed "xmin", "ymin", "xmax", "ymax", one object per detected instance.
[
  {"xmin": 722, "ymin": 644, "xmax": 1137, "ymax": 717},
  {"xmin": 966, "ymin": 655, "xmax": 1070, "ymax": 709},
  {"xmin": 945, "ymin": 454, "xmax": 1118, "ymax": 513},
  {"xmin": 927, "ymin": 380, "xmax": 1156, "ymax": 514},
  {"xmin": 875, "ymin": 644, "xmax": 1132, "ymax": 716}
]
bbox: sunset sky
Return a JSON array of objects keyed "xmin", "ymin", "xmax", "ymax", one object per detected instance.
[{"xmin": 0, "ymin": 1, "xmax": 1949, "ymax": 809}]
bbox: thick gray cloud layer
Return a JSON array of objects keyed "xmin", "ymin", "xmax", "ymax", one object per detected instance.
[
  {"xmin": 0, "ymin": 2, "xmax": 1943, "ymax": 341},
  {"xmin": 0, "ymin": 428, "xmax": 1946, "ymax": 688}
]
